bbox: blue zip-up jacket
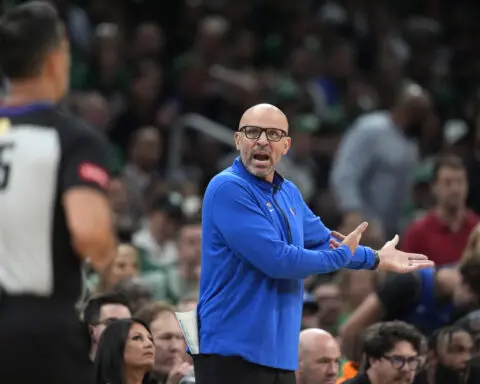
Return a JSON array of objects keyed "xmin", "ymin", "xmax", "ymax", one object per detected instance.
[{"xmin": 197, "ymin": 158, "xmax": 376, "ymax": 370}]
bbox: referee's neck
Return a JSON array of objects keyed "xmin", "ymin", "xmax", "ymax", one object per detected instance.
[{"xmin": 2, "ymin": 79, "xmax": 58, "ymax": 107}]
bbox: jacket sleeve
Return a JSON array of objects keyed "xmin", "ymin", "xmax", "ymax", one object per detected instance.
[
  {"xmin": 212, "ymin": 180, "xmax": 355, "ymax": 279},
  {"xmin": 302, "ymin": 199, "xmax": 376, "ymax": 270}
]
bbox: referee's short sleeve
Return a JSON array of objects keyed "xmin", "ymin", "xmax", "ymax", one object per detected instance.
[{"xmin": 59, "ymin": 127, "xmax": 111, "ymax": 194}]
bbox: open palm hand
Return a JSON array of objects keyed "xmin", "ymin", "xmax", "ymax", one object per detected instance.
[
  {"xmin": 330, "ymin": 232, "xmax": 434, "ymax": 273},
  {"xmin": 376, "ymin": 235, "xmax": 434, "ymax": 273}
]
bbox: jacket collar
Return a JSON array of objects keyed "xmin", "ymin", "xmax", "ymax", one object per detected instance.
[{"xmin": 232, "ymin": 156, "xmax": 284, "ymax": 193}]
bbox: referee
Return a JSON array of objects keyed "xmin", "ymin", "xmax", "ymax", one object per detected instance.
[{"xmin": 0, "ymin": 2, "xmax": 116, "ymax": 383}]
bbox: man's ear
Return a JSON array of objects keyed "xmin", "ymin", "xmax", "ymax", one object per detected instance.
[
  {"xmin": 368, "ymin": 357, "xmax": 379, "ymax": 370},
  {"xmin": 283, "ymin": 137, "xmax": 291, "ymax": 155},
  {"xmin": 234, "ymin": 131, "xmax": 241, "ymax": 151}
]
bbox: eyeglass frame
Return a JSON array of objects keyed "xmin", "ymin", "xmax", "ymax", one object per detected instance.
[
  {"xmin": 381, "ymin": 354, "xmax": 422, "ymax": 371},
  {"xmin": 238, "ymin": 125, "xmax": 289, "ymax": 142}
]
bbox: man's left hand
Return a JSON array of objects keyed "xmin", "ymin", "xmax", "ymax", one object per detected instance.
[{"xmin": 330, "ymin": 232, "xmax": 435, "ymax": 273}]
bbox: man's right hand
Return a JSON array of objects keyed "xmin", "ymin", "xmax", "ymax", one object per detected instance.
[
  {"xmin": 166, "ymin": 361, "xmax": 194, "ymax": 384},
  {"xmin": 341, "ymin": 222, "xmax": 369, "ymax": 255}
]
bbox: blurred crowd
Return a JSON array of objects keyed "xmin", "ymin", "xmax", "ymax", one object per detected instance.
[{"xmin": 5, "ymin": 0, "xmax": 480, "ymax": 383}]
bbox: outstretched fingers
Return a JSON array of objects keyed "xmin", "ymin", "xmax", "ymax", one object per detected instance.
[
  {"xmin": 404, "ymin": 252, "xmax": 430, "ymax": 261},
  {"xmin": 405, "ymin": 260, "xmax": 435, "ymax": 272}
]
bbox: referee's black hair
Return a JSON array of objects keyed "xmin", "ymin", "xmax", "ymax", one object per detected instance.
[{"xmin": 0, "ymin": 1, "xmax": 64, "ymax": 80}]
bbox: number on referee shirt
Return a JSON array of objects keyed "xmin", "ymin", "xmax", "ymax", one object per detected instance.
[{"xmin": 0, "ymin": 143, "xmax": 14, "ymax": 190}]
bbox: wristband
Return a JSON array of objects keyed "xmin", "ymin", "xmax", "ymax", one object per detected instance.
[{"xmin": 371, "ymin": 250, "xmax": 380, "ymax": 270}]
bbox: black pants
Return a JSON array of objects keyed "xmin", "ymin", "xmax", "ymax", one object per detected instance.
[
  {"xmin": 193, "ymin": 354, "xmax": 296, "ymax": 384},
  {"xmin": 0, "ymin": 294, "xmax": 94, "ymax": 384}
]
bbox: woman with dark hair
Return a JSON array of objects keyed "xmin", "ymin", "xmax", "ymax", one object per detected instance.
[{"xmin": 95, "ymin": 318, "xmax": 155, "ymax": 384}]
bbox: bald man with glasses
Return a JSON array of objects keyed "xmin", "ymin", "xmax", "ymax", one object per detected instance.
[{"xmin": 193, "ymin": 104, "xmax": 434, "ymax": 384}]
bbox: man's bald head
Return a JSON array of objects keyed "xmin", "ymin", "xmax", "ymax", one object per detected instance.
[
  {"xmin": 393, "ymin": 83, "xmax": 433, "ymax": 138},
  {"xmin": 299, "ymin": 328, "xmax": 336, "ymax": 355},
  {"xmin": 395, "ymin": 83, "xmax": 430, "ymax": 109},
  {"xmin": 239, "ymin": 103, "xmax": 289, "ymax": 133},
  {"xmin": 298, "ymin": 328, "xmax": 341, "ymax": 384}
]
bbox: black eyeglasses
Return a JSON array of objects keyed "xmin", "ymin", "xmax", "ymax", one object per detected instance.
[
  {"xmin": 239, "ymin": 125, "xmax": 288, "ymax": 142},
  {"xmin": 382, "ymin": 355, "xmax": 422, "ymax": 371}
]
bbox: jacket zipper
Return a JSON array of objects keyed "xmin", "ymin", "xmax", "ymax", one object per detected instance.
[{"xmin": 272, "ymin": 186, "xmax": 292, "ymax": 244}]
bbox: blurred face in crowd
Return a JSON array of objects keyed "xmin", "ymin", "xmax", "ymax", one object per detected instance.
[
  {"xmin": 289, "ymin": 48, "xmax": 315, "ymax": 82},
  {"xmin": 402, "ymin": 91, "xmax": 432, "ymax": 139},
  {"xmin": 298, "ymin": 330, "xmax": 341, "ymax": 384},
  {"xmin": 92, "ymin": 303, "xmax": 131, "ymax": 346},
  {"xmin": 196, "ymin": 17, "xmax": 227, "ymax": 58},
  {"xmin": 94, "ymin": 24, "xmax": 122, "ymax": 74},
  {"xmin": 131, "ymin": 62, "xmax": 162, "ymax": 104},
  {"xmin": 124, "ymin": 322, "xmax": 155, "ymax": 370},
  {"xmin": 436, "ymin": 330, "xmax": 473, "ymax": 370},
  {"xmin": 178, "ymin": 223, "xmax": 202, "ymax": 281},
  {"xmin": 430, "ymin": 330, "xmax": 474, "ymax": 384},
  {"xmin": 328, "ymin": 43, "xmax": 354, "ymax": 80},
  {"xmin": 130, "ymin": 127, "xmax": 162, "ymax": 171},
  {"xmin": 433, "ymin": 166, "xmax": 468, "ymax": 212},
  {"xmin": 313, "ymin": 283, "xmax": 343, "ymax": 327},
  {"xmin": 116, "ymin": 278, "xmax": 152, "ymax": 315},
  {"xmin": 150, "ymin": 311, "xmax": 187, "ymax": 376},
  {"xmin": 232, "ymin": 30, "xmax": 255, "ymax": 65},
  {"xmin": 77, "ymin": 92, "xmax": 111, "ymax": 131},
  {"xmin": 108, "ymin": 178, "xmax": 129, "ymax": 213},
  {"xmin": 179, "ymin": 62, "xmax": 209, "ymax": 100},
  {"xmin": 369, "ymin": 341, "xmax": 420, "ymax": 384},
  {"xmin": 103, "ymin": 244, "xmax": 139, "ymax": 290},
  {"xmin": 133, "ymin": 22, "xmax": 164, "ymax": 58},
  {"xmin": 235, "ymin": 104, "xmax": 291, "ymax": 182},
  {"xmin": 178, "ymin": 224, "xmax": 201, "ymax": 260},
  {"xmin": 150, "ymin": 210, "xmax": 180, "ymax": 243}
]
